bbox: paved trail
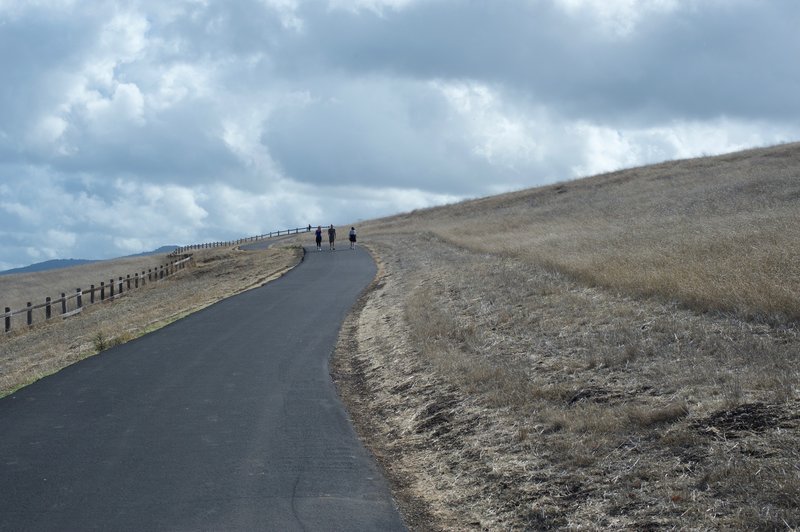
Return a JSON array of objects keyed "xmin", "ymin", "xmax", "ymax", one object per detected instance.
[{"xmin": 0, "ymin": 245, "xmax": 406, "ymax": 531}]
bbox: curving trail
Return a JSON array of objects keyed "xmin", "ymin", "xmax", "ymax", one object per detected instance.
[{"xmin": 0, "ymin": 244, "xmax": 406, "ymax": 531}]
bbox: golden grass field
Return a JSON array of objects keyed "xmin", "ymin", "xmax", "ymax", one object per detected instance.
[
  {"xmin": 334, "ymin": 142, "xmax": 800, "ymax": 530},
  {"xmin": 1, "ymin": 142, "xmax": 798, "ymax": 529},
  {"xmin": 366, "ymin": 142, "xmax": 800, "ymax": 323}
]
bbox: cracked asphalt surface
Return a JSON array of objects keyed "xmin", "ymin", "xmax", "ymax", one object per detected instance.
[{"xmin": 0, "ymin": 244, "xmax": 406, "ymax": 531}]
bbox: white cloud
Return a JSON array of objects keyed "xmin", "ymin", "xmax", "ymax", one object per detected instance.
[
  {"xmin": 327, "ymin": 0, "xmax": 421, "ymax": 15},
  {"xmin": 344, "ymin": 184, "xmax": 462, "ymax": 215},
  {"xmin": 99, "ymin": 11, "xmax": 149, "ymax": 62},
  {"xmin": 73, "ymin": 11, "xmax": 150, "ymax": 93},
  {"xmin": 85, "ymin": 82, "xmax": 146, "ymax": 131},
  {"xmin": 149, "ymin": 63, "xmax": 211, "ymax": 110},
  {"xmin": 432, "ymin": 81, "xmax": 542, "ymax": 171},
  {"xmin": 0, "ymin": 0, "xmax": 798, "ymax": 268},
  {"xmin": 261, "ymin": 0, "xmax": 304, "ymax": 30},
  {"xmin": 46, "ymin": 229, "xmax": 77, "ymax": 249},
  {"xmin": 24, "ymin": 246, "xmax": 47, "ymax": 262},
  {"xmin": 79, "ymin": 181, "xmax": 209, "ymax": 239},
  {"xmin": 555, "ymin": 0, "xmax": 682, "ymax": 37},
  {"xmin": 568, "ymin": 123, "xmax": 642, "ymax": 177},
  {"xmin": 27, "ymin": 115, "xmax": 68, "ymax": 152},
  {"xmin": 115, "ymin": 237, "xmax": 148, "ymax": 254},
  {"xmin": 0, "ymin": 0, "xmax": 77, "ymax": 18},
  {"xmin": 567, "ymin": 118, "xmax": 800, "ymax": 177},
  {"xmin": 1, "ymin": 201, "xmax": 39, "ymax": 223}
]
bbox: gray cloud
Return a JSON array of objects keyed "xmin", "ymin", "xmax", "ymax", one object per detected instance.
[
  {"xmin": 262, "ymin": 76, "xmax": 502, "ymax": 194},
  {"xmin": 1, "ymin": 0, "xmax": 799, "ymax": 269},
  {"xmin": 285, "ymin": 0, "xmax": 800, "ymax": 123}
]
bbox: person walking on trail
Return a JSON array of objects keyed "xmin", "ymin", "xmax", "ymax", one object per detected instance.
[
  {"xmin": 328, "ymin": 225, "xmax": 336, "ymax": 251},
  {"xmin": 349, "ymin": 227, "xmax": 357, "ymax": 249},
  {"xmin": 315, "ymin": 226, "xmax": 323, "ymax": 251}
]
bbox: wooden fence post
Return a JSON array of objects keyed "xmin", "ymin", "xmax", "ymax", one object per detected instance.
[
  {"xmin": 90, "ymin": 285, "xmax": 95, "ymax": 304},
  {"xmin": 27, "ymin": 302, "xmax": 32, "ymax": 327},
  {"xmin": 76, "ymin": 288, "xmax": 82, "ymax": 309},
  {"xmin": 126, "ymin": 275, "xmax": 131, "ymax": 290},
  {"xmin": 4, "ymin": 307, "xmax": 10, "ymax": 333},
  {"xmin": 45, "ymin": 297, "xmax": 52, "ymax": 320},
  {"xmin": 61, "ymin": 293, "xmax": 67, "ymax": 315},
  {"xmin": 135, "ymin": 273, "xmax": 139, "ymax": 288},
  {"xmin": 110, "ymin": 279, "xmax": 115, "ymax": 299},
  {"xmin": 100, "ymin": 282, "xmax": 105, "ymax": 301},
  {"xmin": 118, "ymin": 277, "xmax": 123, "ymax": 294}
]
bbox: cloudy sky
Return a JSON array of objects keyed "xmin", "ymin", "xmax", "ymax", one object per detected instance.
[{"xmin": 1, "ymin": 0, "xmax": 798, "ymax": 269}]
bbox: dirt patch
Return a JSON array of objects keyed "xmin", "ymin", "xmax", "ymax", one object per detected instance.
[{"xmin": 694, "ymin": 402, "xmax": 799, "ymax": 439}]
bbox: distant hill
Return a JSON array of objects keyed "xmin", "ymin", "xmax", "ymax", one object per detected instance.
[
  {"xmin": 126, "ymin": 245, "xmax": 178, "ymax": 258},
  {"xmin": 0, "ymin": 259, "xmax": 99, "ymax": 276},
  {"xmin": 0, "ymin": 246, "xmax": 178, "ymax": 276}
]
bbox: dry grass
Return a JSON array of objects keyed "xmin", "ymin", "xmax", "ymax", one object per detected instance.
[
  {"xmin": 333, "ymin": 143, "xmax": 800, "ymax": 530},
  {"xmin": 0, "ymin": 244, "xmax": 302, "ymax": 397},
  {"xmin": 366, "ymin": 142, "xmax": 800, "ymax": 323}
]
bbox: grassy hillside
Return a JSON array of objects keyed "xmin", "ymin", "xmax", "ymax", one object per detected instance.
[
  {"xmin": 336, "ymin": 142, "xmax": 800, "ymax": 530},
  {"xmin": 366, "ymin": 142, "xmax": 800, "ymax": 323}
]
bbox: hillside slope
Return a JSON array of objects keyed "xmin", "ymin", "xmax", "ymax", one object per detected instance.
[
  {"xmin": 368, "ymin": 142, "xmax": 800, "ymax": 322},
  {"xmin": 335, "ymin": 142, "xmax": 799, "ymax": 530}
]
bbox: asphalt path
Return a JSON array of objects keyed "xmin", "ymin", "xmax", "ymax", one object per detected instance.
[{"xmin": 0, "ymin": 243, "xmax": 406, "ymax": 531}]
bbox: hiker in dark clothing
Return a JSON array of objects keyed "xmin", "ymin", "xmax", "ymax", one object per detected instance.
[
  {"xmin": 328, "ymin": 225, "xmax": 336, "ymax": 250},
  {"xmin": 315, "ymin": 226, "xmax": 323, "ymax": 251}
]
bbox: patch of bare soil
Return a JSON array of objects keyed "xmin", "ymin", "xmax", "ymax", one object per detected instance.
[
  {"xmin": 0, "ymin": 245, "xmax": 302, "ymax": 397},
  {"xmin": 333, "ymin": 233, "xmax": 799, "ymax": 530},
  {"xmin": 693, "ymin": 402, "xmax": 799, "ymax": 439}
]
